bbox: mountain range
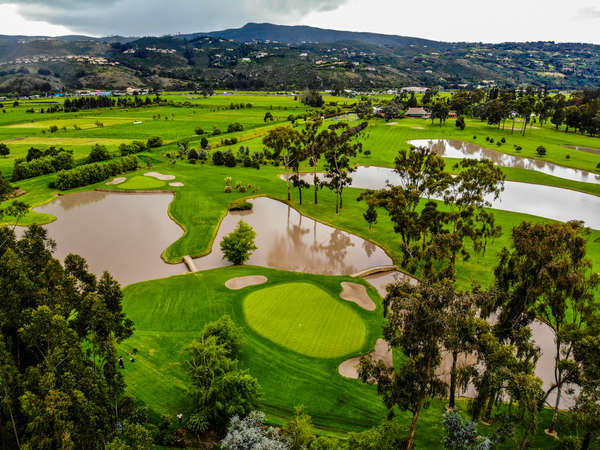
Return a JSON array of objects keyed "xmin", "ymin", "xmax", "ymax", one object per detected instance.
[{"xmin": 0, "ymin": 22, "xmax": 598, "ymax": 94}]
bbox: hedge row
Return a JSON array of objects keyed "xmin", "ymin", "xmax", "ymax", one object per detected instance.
[
  {"xmin": 12, "ymin": 151, "xmax": 74, "ymax": 181},
  {"xmin": 55, "ymin": 155, "xmax": 138, "ymax": 191}
]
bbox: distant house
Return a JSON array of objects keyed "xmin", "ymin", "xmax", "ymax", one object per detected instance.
[
  {"xmin": 406, "ymin": 107, "xmax": 430, "ymax": 119},
  {"xmin": 448, "ymin": 111, "xmax": 457, "ymax": 118}
]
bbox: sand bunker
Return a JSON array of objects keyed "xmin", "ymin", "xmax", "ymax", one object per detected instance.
[
  {"xmin": 340, "ymin": 282, "xmax": 376, "ymax": 311},
  {"xmin": 169, "ymin": 182, "xmax": 184, "ymax": 187},
  {"xmin": 225, "ymin": 275, "xmax": 268, "ymax": 290},
  {"xmin": 338, "ymin": 338, "xmax": 393, "ymax": 379},
  {"xmin": 106, "ymin": 177, "xmax": 126, "ymax": 185},
  {"xmin": 411, "ymin": 126, "xmax": 425, "ymax": 130},
  {"xmin": 144, "ymin": 172, "xmax": 176, "ymax": 181},
  {"xmin": 386, "ymin": 122, "xmax": 398, "ymax": 126}
]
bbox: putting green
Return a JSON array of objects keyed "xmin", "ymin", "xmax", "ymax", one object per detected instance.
[
  {"xmin": 243, "ymin": 282, "xmax": 367, "ymax": 358},
  {"xmin": 118, "ymin": 176, "xmax": 165, "ymax": 190}
]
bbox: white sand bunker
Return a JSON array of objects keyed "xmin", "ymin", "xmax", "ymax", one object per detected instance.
[
  {"xmin": 338, "ymin": 338, "xmax": 393, "ymax": 379},
  {"xmin": 106, "ymin": 177, "xmax": 126, "ymax": 185},
  {"xmin": 144, "ymin": 172, "xmax": 176, "ymax": 181},
  {"xmin": 411, "ymin": 126, "xmax": 425, "ymax": 130},
  {"xmin": 340, "ymin": 282, "xmax": 376, "ymax": 311},
  {"xmin": 386, "ymin": 122, "xmax": 398, "ymax": 126},
  {"xmin": 169, "ymin": 182, "xmax": 184, "ymax": 187},
  {"xmin": 225, "ymin": 275, "xmax": 268, "ymax": 290}
]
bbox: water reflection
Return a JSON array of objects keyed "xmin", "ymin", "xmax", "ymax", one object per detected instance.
[
  {"xmin": 193, "ymin": 197, "xmax": 392, "ymax": 275},
  {"xmin": 410, "ymin": 139, "xmax": 600, "ymax": 184},
  {"xmin": 293, "ymin": 167, "xmax": 600, "ymax": 229},
  {"xmin": 31, "ymin": 191, "xmax": 186, "ymax": 286}
]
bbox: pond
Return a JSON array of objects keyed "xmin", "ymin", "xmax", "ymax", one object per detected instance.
[
  {"xmin": 293, "ymin": 166, "xmax": 600, "ymax": 229},
  {"xmin": 192, "ymin": 196, "xmax": 392, "ymax": 275},
  {"xmin": 27, "ymin": 192, "xmax": 392, "ymax": 285},
  {"xmin": 409, "ymin": 139, "xmax": 600, "ymax": 184},
  {"xmin": 30, "ymin": 191, "xmax": 186, "ymax": 286}
]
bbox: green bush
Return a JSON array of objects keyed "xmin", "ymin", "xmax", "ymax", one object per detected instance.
[
  {"xmin": 229, "ymin": 199, "xmax": 252, "ymax": 211},
  {"xmin": 212, "ymin": 151, "xmax": 224, "ymax": 166},
  {"xmin": 227, "ymin": 122, "xmax": 244, "ymax": 133},
  {"xmin": 536, "ymin": 145, "xmax": 547, "ymax": 156},
  {"xmin": 194, "ymin": 126, "xmax": 204, "ymax": 135},
  {"xmin": 146, "ymin": 136, "xmax": 163, "ymax": 148},
  {"xmin": 12, "ymin": 150, "xmax": 74, "ymax": 181},
  {"xmin": 89, "ymin": 144, "xmax": 111, "ymax": 162},
  {"xmin": 119, "ymin": 141, "xmax": 146, "ymax": 156},
  {"xmin": 220, "ymin": 221, "xmax": 257, "ymax": 265},
  {"xmin": 55, "ymin": 155, "xmax": 138, "ymax": 190}
]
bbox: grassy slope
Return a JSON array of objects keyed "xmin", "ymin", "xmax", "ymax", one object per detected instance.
[
  {"xmin": 119, "ymin": 266, "xmax": 561, "ymax": 448},
  {"xmin": 119, "ymin": 266, "xmax": 385, "ymax": 433}
]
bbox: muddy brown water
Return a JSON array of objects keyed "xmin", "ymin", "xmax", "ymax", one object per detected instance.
[
  {"xmin": 25, "ymin": 191, "xmax": 186, "ymax": 286},
  {"xmin": 192, "ymin": 197, "xmax": 392, "ymax": 275},
  {"xmin": 23, "ymin": 192, "xmax": 391, "ymax": 285},
  {"xmin": 292, "ymin": 166, "xmax": 600, "ymax": 229},
  {"xmin": 363, "ymin": 270, "xmax": 576, "ymax": 409},
  {"xmin": 410, "ymin": 139, "xmax": 600, "ymax": 184}
]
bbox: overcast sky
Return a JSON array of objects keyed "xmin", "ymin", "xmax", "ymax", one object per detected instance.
[{"xmin": 0, "ymin": 0, "xmax": 599, "ymax": 44}]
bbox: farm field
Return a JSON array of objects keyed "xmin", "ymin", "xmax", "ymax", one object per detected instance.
[{"xmin": 1, "ymin": 91, "xmax": 600, "ymax": 447}]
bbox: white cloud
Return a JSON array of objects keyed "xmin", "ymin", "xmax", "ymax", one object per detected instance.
[{"xmin": 0, "ymin": 0, "xmax": 349, "ymax": 36}]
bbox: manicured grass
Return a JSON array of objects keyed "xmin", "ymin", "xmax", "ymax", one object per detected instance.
[
  {"xmin": 119, "ymin": 266, "xmax": 568, "ymax": 448},
  {"xmin": 118, "ymin": 175, "xmax": 165, "ymax": 190},
  {"xmin": 243, "ymin": 283, "xmax": 367, "ymax": 358},
  {"xmin": 119, "ymin": 266, "xmax": 385, "ymax": 434}
]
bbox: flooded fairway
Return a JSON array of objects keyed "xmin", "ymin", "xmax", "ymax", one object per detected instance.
[
  {"xmin": 31, "ymin": 191, "xmax": 186, "ymax": 286},
  {"xmin": 29, "ymin": 193, "xmax": 392, "ymax": 284},
  {"xmin": 295, "ymin": 166, "xmax": 600, "ymax": 229},
  {"xmin": 193, "ymin": 197, "xmax": 392, "ymax": 275},
  {"xmin": 410, "ymin": 139, "xmax": 600, "ymax": 184}
]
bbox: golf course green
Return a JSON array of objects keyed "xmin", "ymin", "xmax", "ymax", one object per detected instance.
[{"xmin": 243, "ymin": 283, "xmax": 367, "ymax": 358}]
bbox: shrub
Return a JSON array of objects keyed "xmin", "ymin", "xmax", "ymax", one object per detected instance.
[
  {"xmin": 364, "ymin": 149, "xmax": 371, "ymax": 157},
  {"xmin": 188, "ymin": 148, "xmax": 199, "ymax": 161},
  {"xmin": 146, "ymin": 136, "xmax": 163, "ymax": 148},
  {"xmin": 220, "ymin": 221, "xmax": 257, "ymax": 265},
  {"xmin": 194, "ymin": 126, "xmax": 204, "ymax": 135},
  {"xmin": 536, "ymin": 145, "xmax": 547, "ymax": 156},
  {"xmin": 221, "ymin": 412, "xmax": 288, "ymax": 450},
  {"xmin": 455, "ymin": 116, "xmax": 465, "ymax": 130},
  {"xmin": 224, "ymin": 185, "xmax": 232, "ymax": 193},
  {"xmin": 212, "ymin": 128, "xmax": 222, "ymax": 136},
  {"xmin": 0, "ymin": 143, "xmax": 8, "ymax": 157},
  {"xmin": 224, "ymin": 177, "xmax": 232, "ymax": 187},
  {"xmin": 566, "ymin": 154, "xmax": 571, "ymax": 160},
  {"xmin": 473, "ymin": 136, "xmax": 477, "ymax": 139},
  {"xmin": 596, "ymin": 162, "xmax": 600, "ymax": 169},
  {"xmin": 89, "ymin": 144, "xmax": 111, "ymax": 162},
  {"xmin": 227, "ymin": 122, "xmax": 244, "ymax": 133},
  {"xmin": 200, "ymin": 137, "xmax": 209, "ymax": 149},
  {"xmin": 55, "ymin": 155, "xmax": 138, "ymax": 190},
  {"xmin": 12, "ymin": 150, "xmax": 74, "ymax": 181},
  {"xmin": 501, "ymin": 137, "xmax": 506, "ymax": 143},
  {"xmin": 212, "ymin": 151, "xmax": 225, "ymax": 166},
  {"xmin": 224, "ymin": 151, "xmax": 236, "ymax": 168},
  {"xmin": 119, "ymin": 141, "xmax": 146, "ymax": 156},
  {"xmin": 49, "ymin": 125, "xmax": 58, "ymax": 133}
]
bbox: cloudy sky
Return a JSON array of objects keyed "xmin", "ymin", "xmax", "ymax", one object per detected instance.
[{"xmin": 0, "ymin": 0, "xmax": 599, "ymax": 44}]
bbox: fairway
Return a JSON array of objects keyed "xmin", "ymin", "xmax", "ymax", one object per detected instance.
[{"xmin": 243, "ymin": 282, "xmax": 367, "ymax": 358}]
